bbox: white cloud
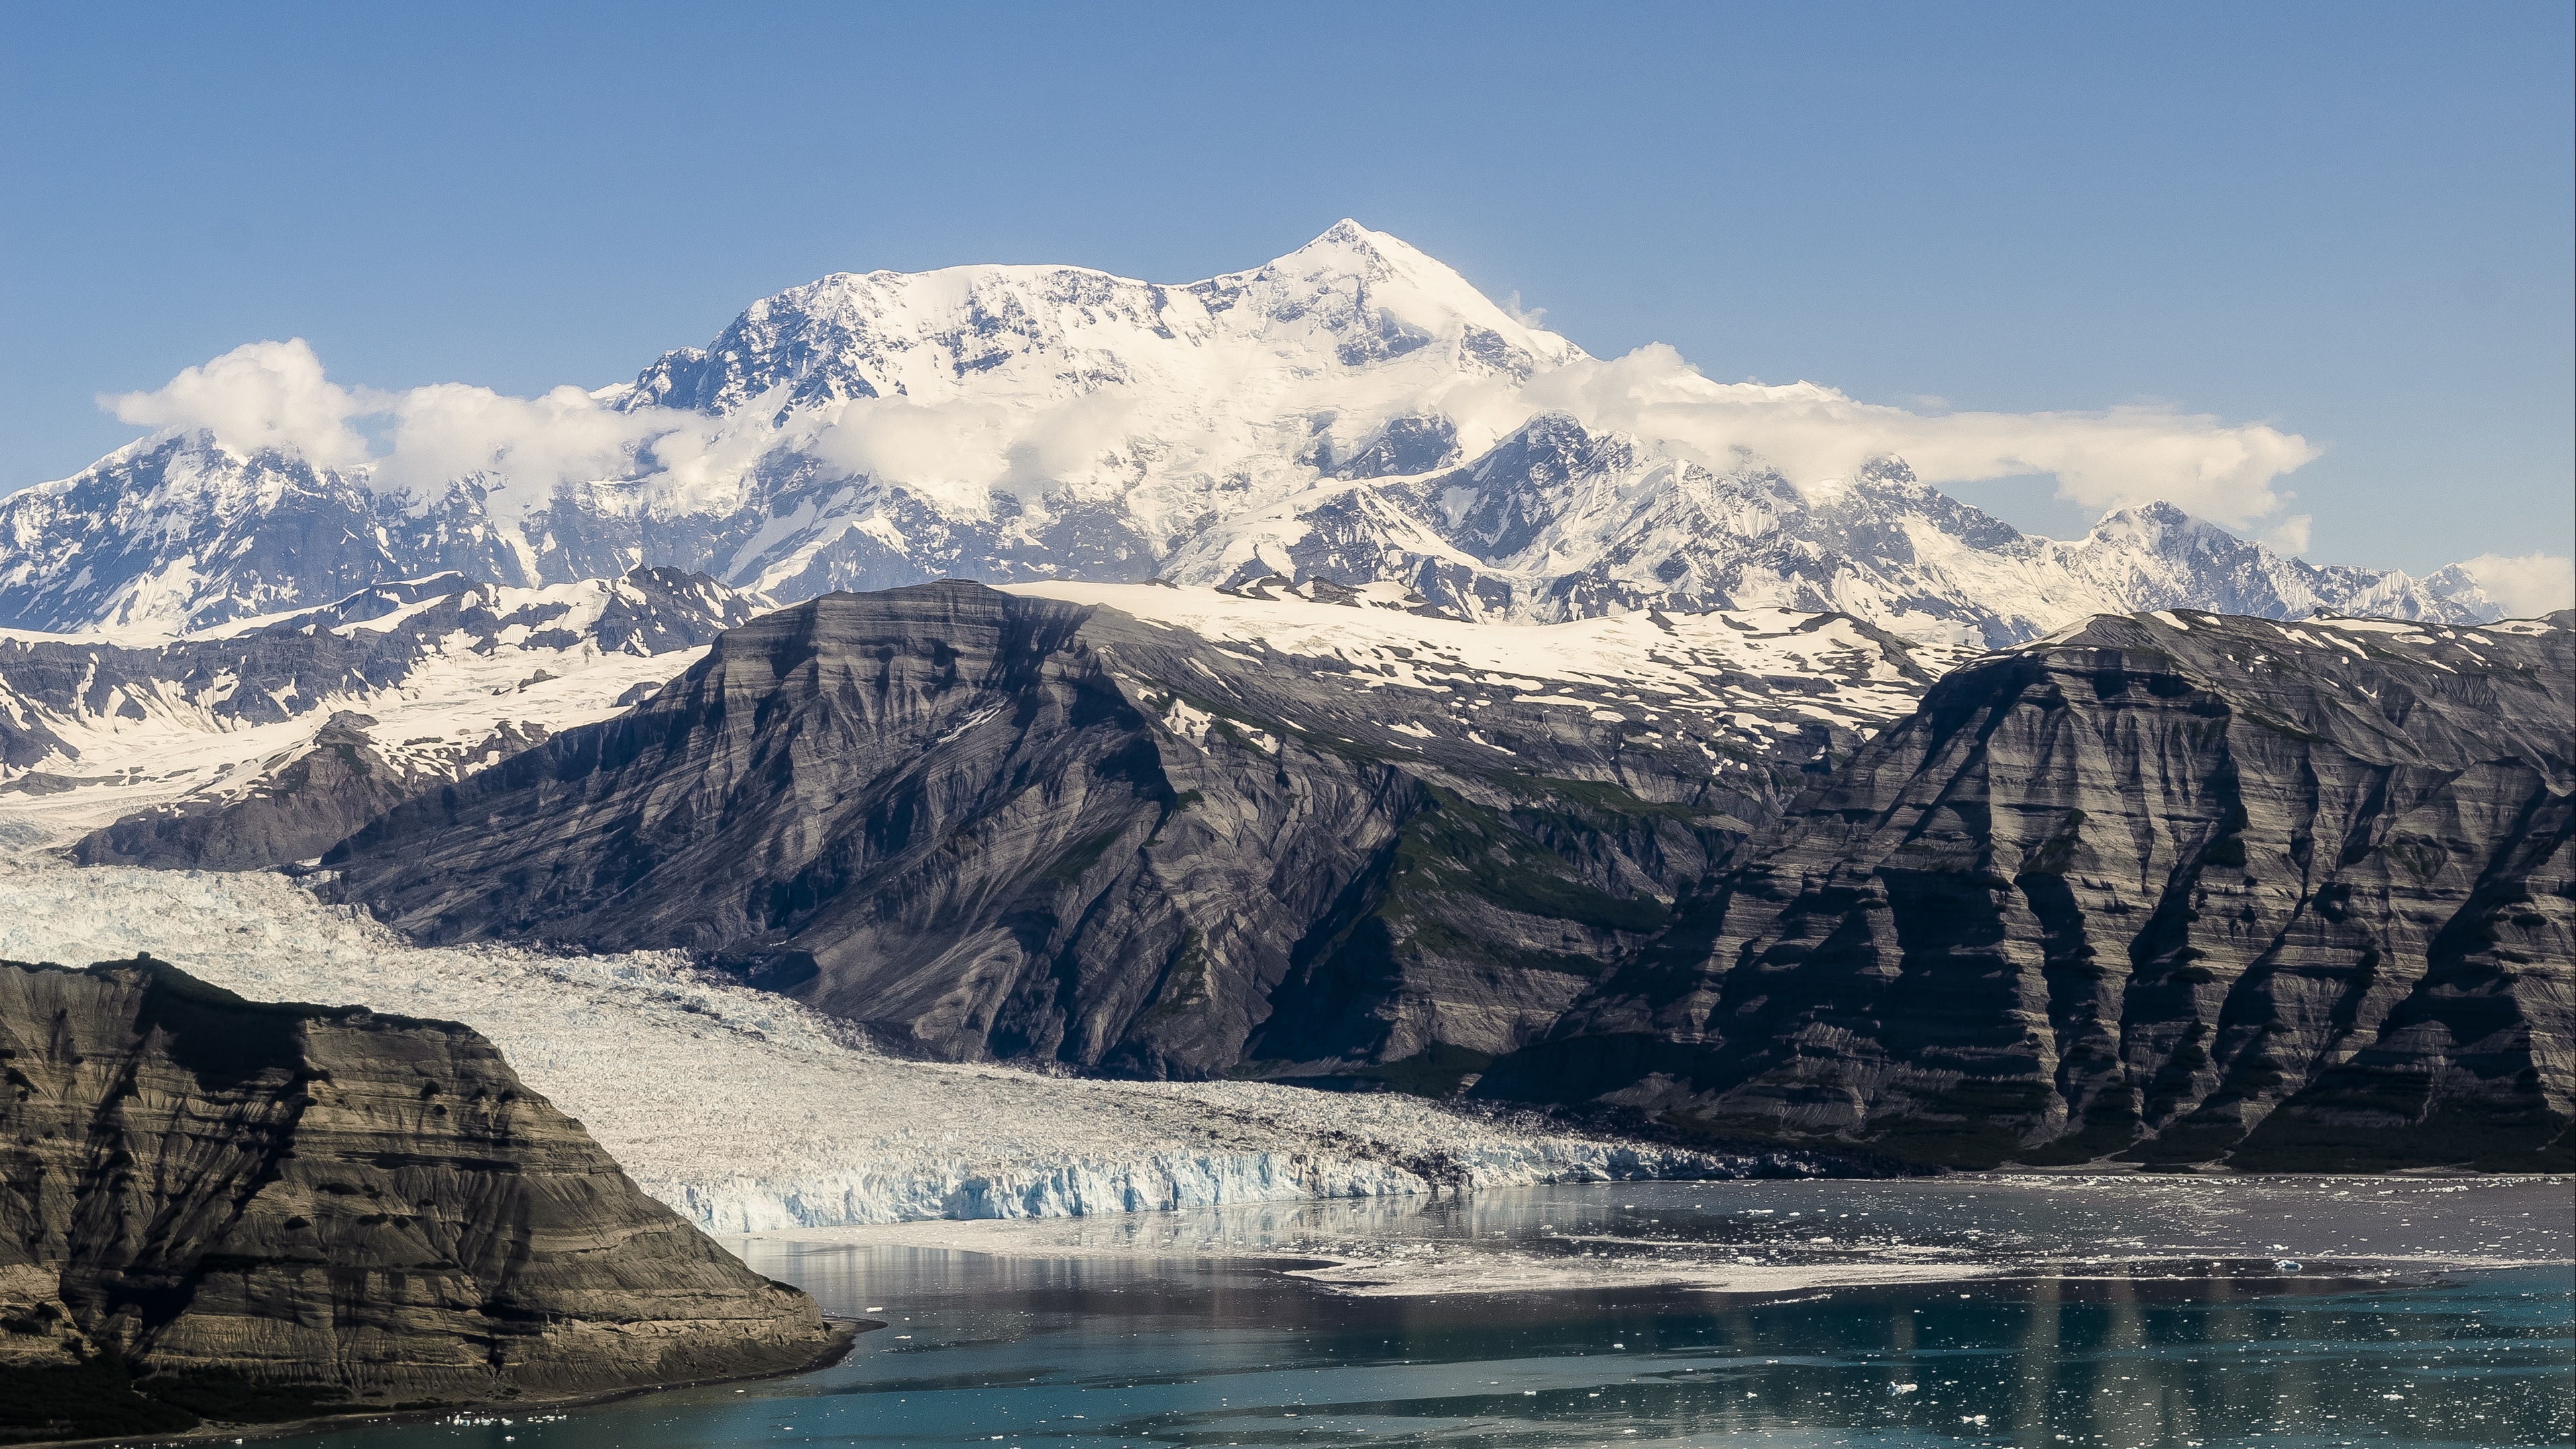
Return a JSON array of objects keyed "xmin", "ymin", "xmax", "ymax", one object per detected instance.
[
  {"xmin": 1436, "ymin": 345, "xmax": 2320, "ymax": 533},
  {"xmin": 802, "ymin": 390, "xmax": 1142, "ymax": 514},
  {"xmin": 101, "ymin": 342, "xmax": 732, "ymax": 519},
  {"xmin": 376, "ymin": 383, "xmax": 668, "ymax": 508},
  {"xmin": 2259, "ymin": 513, "xmax": 2313, "ymax": 557},
  {"xmin": 2455, "ymin": 552, "xmax": 2576, "ymax": 617},
  {"xmin": 103, "ymin": 339, "xmax": 378, "ymax": 470},
  {"xmin": 808, "ymin": 398, "xmax": 1016, "ymax": 499},
  {"xmin": 100, "ymin": 335, "xmax": 2326, "ymax": 544}
]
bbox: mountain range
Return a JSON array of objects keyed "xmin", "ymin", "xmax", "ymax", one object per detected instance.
[
  {"xmin": 311, "ymin": 580, "xmax": 1972, "ymax": 1080},
  {"xmin": 1485, "ymin": 608, "xmax": 2574, "ymax": 1171},
  {"xmin": 0, "ymin": 223, "xmax": 2514, "ymax": 643},
  {"xmin": 0, "ymin": 568, "xmax": 759, "ymax": 860},
  {"xmin": 0, "ymin": 224, "xmax": 2563, "ymax": 1181},
  {"xmin": 301, "ymin": 588, "xmax": 2572, "ymax": 1169}
]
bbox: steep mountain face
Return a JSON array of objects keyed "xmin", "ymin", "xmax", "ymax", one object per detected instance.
[
  {"xmin": 1479, "ymin": 610, "xmax": 2575, "ymax": 1172},
  {"xmin": 0, "ymin": 955, "xmax": 846, "ymax": 1440},
  {"xmin": 0, "ymin": 568, "xmax": 763, "ymax": 851},
  {"xmin": 315, "ymin": 581, "xmax": 1966, "ymax": 1083},
  {"xmin": 0, "ymin": 224, "xmax": 2503, "ymax": 643}
]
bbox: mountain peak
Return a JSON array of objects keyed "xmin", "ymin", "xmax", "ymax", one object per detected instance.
[
  {"xmin": 3, "ymin": 229, "xmax": 2504, "ymax": 639},
  {"xmin": 1267, "ymin": 217, "xmax": 1411, "ymax": 270}
]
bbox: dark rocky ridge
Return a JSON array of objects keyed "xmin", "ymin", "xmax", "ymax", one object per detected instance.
[
  {"xmin": 1478, "ymin": 610, "xmax": 2576, "ymax": 1172},
  {"xmin": 0, "ymin": 955, "xmax": 847, "ymax": 1442},
  {"xmin": 70, "ymin": 710, "xmax": 552, "ymax": 871},
  {"xmin": 317, "ymin": 582, "xmax": 1955, "ymax": 1083}
]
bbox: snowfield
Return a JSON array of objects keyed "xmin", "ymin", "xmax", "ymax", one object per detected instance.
[{"xmin": 0, "ymin": 853, "xmax": 1753, "ymax": 1232}]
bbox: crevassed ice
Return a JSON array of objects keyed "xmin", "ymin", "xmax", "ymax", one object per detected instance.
[{"xmin": 0, "ymin": 854, "xmax": 1734, "ymax": 1232}]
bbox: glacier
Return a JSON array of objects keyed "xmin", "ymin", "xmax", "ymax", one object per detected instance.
[{"xmin": 0, "ymin": 851, "xmax": 1763, "ymax": 1234}]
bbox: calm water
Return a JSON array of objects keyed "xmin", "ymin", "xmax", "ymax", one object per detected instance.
[{"xmin": 270, "ymin": 1177, "xmax": 2572, "ymax": 1448}]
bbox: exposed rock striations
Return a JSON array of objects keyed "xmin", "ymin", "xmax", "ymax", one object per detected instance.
[
  {"xmin": 0, "ymin": 955, "xmax": 847, "ymax": 1441},
  {"xmin": 1479, "ymin": 610, "xmax": 2576, "ymax": 1171},
  {"xmin": 318, "ymin": 581, "xmax": 1962, "ymax": 1083}
]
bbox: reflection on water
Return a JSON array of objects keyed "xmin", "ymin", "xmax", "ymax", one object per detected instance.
[
  {"xmin": 264, "ymin": 1178, "xmax": 2573, "ymax": 1448},
  {"xmin": 830, "ymin": 1173, "xmax": 2576, "ymax": 1300}
]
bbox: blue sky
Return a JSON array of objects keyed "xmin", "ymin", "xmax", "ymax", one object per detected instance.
[{"xmin": 3, "ymin": 1, "xmax": 2568, "ymax": 576}]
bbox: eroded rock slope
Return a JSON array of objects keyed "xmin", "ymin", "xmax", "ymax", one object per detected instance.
[
  {"xmin": 319, "ymin": 580, "xmax": 1962, "ymax": 1083},
  {"xmin": 1479, "ymin": 611, "xmax": 2575, "ymax": 1171},
  {"xmin": 0, "ymin": 955, "xmax": 845, "ymax": 1440}
]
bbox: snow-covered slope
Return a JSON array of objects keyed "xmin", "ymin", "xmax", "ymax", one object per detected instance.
[
  {"xmin": 0, "ymin": 222, "xmax": 2503, "ymax": 640},
  {"xmin": 1003, "ymin": 578, "xmax": 1985, "ymax": 765},
  {"xmin": 0, "ymin": 568, "xmax": 763, "ymax": 845},
  {"xmin": 1167, "ymin": 431, "xmax": 2491, "ymax": 645}
]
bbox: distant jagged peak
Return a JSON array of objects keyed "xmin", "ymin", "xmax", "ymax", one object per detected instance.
[{"xmin": 2074, "ymin": 498, "xmax": 2241, "ymax": 551}]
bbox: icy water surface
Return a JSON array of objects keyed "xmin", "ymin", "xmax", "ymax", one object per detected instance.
[{"xmin": 267, "ymin": 1177, "xmax": 2571, "ymax": 1448}]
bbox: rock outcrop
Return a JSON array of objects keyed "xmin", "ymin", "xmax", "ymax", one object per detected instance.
[
  {"xmin": 1479, "ymin": 610, "xmax": 2575, "ymax": 1172},
  {"xmin": 318, "ymin": 581, "xmax": 1960, "ymax": 1083},
  {"xmin": 0, "ymin": 955, "xmax": 847, "ymax": 1442},
  {"xmin": 69, "ymin": 710, "xmax": 551, "ymax": 871}
]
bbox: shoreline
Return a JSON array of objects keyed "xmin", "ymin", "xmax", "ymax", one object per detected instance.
[
  {"xmin": 19, "ymin": 1318, "xmax": 876, "ymax": 1449},
  {"xmin": 721, "ymin": 1175, "xmax": 2576, "ymax": 1301}
]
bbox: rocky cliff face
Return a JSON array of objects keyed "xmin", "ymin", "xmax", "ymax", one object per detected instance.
[
  {"xmin": 317, "ymin": 581, "xmax": 1962, "ymax": 1083},
  {"xmin": 1479, "ymin": 610, "xmax": 2575, "ymax": 1172},
  {"xmin": 0, "ymin": 955, "xmax": 846, "ymax": 1441}
]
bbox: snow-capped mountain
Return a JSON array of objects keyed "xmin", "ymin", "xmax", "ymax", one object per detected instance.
[
  {"xmin": 0, "ymin": 568, "xmax": 763, "ymax": 850},
  {"xmin": 0, "ymin": 222, "xmax": 2505, "ymax": 641},
  {"xmin": 1166, "ymin": 419, "xmax": 2490, "ymax": 643}
]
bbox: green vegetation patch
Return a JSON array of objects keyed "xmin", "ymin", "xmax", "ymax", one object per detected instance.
[
  {"xmin": 1040, "ymin": 828, "xmax": 1126, "ymax": 884},
  {"xmin": 1381, "ymin": 786, "xmax": 1670, "ymax": 936},
  {"xmin": 1490, "ymin": 774, "xmax": 1715, "ymax": 826},
  {"xmin": 1143, "ymin": 928, "xmax": 1215, "ymax": 1023}
]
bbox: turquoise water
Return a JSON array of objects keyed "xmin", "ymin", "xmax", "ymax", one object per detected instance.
[{"xmin": 269, "ymin": 1177, "xmax": 2573, "ymax": 1447}]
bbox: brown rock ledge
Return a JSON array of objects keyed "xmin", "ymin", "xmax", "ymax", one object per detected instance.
[{"xmin": 0, "ymin": 955, "xmax": 852, "ymax": 1444}]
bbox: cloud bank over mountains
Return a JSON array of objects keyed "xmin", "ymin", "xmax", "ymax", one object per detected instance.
[
  {"xmin": 18, "ymin": 222, "xmax": 2565, "ymax": 637},
  {"xmin": 107, "ymin": 324, "xmax": 2327, "ymax": 538},
  {"xmin": 2451, "ymin": 551, "xmax": 2576, "ymax": 618},
  {"xmin": 1430, "ymin": 343, "xmax": 2322, "ymax": 531}
]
